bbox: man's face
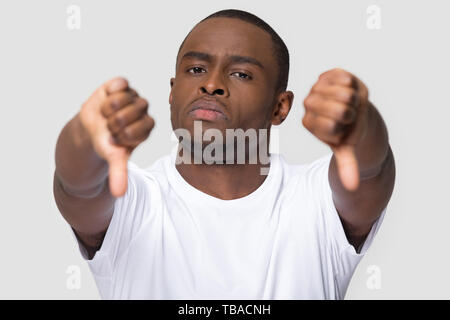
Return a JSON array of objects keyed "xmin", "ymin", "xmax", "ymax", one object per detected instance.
[{"xmin": 169, "ymin": 17, "xmax": 280, "ymax": 139}]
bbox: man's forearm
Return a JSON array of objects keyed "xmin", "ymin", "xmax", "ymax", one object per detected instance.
[
  {"xmin": 55, "ymin": 113, "xmax": 108, "ymax": 196},
  {"xmin": 354, "ymin": 102, "xmax": 390, "ymax": 179}
]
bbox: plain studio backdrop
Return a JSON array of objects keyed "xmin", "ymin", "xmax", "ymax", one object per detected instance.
[{"xmin": 0, "ymin": 0, "xmax": 448, "ymax": 299}]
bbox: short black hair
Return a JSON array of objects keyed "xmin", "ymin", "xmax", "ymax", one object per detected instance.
[{"xmin": 176, "ymin": 9, "xmax": 290, "ymax": 95}]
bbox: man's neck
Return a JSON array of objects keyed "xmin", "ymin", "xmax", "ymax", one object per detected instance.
[{"xmin": 175, "ymin": 153, "xmax": 271, "ymax": 200}]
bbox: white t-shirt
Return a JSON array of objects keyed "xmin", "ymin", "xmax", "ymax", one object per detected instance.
[{"xmin": 70, "ymin": 148, "xmax": 387, "ymax": 300}]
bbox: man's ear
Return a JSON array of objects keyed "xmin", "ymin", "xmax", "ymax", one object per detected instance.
[
  {"xmin": 169, "ymin": 77, "xmax": 175, "ymax": 104},
  {"xmin": 271, "ymin": 90, "xmax": 294, "ymax": 125}
]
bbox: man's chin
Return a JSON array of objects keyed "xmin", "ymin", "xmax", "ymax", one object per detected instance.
[{"xmin": 183, "ymin": 119, "xmax": 229, "ymax": 135}]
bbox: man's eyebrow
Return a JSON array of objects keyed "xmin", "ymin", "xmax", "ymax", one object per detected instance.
[
  {"xmin": 181, "ymin": 51, "xmax": 213, "ymax": 63},
  {"xmin": 180, "ymin": 51, "xmax": 264, "ymax": 69},
  {"xmin": 228, "ymin": 55, "xmax": 264, "ymax": 70}
]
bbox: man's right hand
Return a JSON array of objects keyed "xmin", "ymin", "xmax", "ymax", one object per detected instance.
[{"xmin": 79, "ymin": 77, "xmax": 155, "ymax": 198}]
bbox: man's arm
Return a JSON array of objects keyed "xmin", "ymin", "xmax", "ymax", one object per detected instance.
[
  {"xmin": 53, "ymin": 113, "xmax": 114, "ymax": 259},
  {"xmin": 303, "ymin": 68, "xmax": 396, "ymax": 252},
  {"xmin": 329, "ymin": 102, "xmax": 395, "ymax": 252},
  {"xmin": 53, "ymin": 77, "xmax": 154, "ymax": 259}
]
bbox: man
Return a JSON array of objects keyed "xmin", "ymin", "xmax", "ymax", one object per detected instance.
[{"xmin": 53, "ymin": 9, "xmax": 395, "ymax": 299}]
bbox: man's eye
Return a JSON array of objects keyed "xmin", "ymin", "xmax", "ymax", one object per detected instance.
[
  {"xmin": 188, "ymin": 67, "xmax": 205, "ymax": 74},
  {"xmin": 231, "ymin": 72, "xmax": 251, "ymax": 80}
]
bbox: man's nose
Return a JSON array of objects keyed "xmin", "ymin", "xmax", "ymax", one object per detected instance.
[{"xmin": 200, "ymin": 70, "xmax": 228, "ymax": 96}]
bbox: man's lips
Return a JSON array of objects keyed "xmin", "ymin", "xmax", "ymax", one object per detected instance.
[{"xmin": 188, "ymin": 99, "xmax": 228, "ymax": 121}]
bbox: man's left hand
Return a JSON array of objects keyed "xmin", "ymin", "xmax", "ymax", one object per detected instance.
[{"xmin": 302, "ymin": 68, "xmax": 370, "ymax": 191}]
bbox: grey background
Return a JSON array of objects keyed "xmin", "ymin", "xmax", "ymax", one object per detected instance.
[{"xmin": 0, "ymin": 0, "xmax": 448, "ymax": 299}]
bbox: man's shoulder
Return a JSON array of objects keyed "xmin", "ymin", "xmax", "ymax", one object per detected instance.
[
  {"xmin": 126, "ymin": 154, "xmax": 172, "ymax": 189},
  {"xmin": 276, "ymin": 152, "xmax": 333, "ymax": 196},
  {"xmin": 277, "ymin": 153, "xmax": 332, "ymax": 176}
]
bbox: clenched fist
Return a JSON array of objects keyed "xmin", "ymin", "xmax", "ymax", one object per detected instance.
[
  {"xmin": 303, "ymin": 68, "xmax": 370, "ymax": 191},
  {"xmin": 79, "ymin": 77, "xmax": 155, "ymax": 197}
]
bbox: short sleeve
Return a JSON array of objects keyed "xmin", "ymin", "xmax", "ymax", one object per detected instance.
[
  {"xmin": 307, "ymin": 153, "xmax": 387, "ymax": 298},
  {"xmin": 69, "ymin": 160, "xmax": 159, "ymax": 277}
]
